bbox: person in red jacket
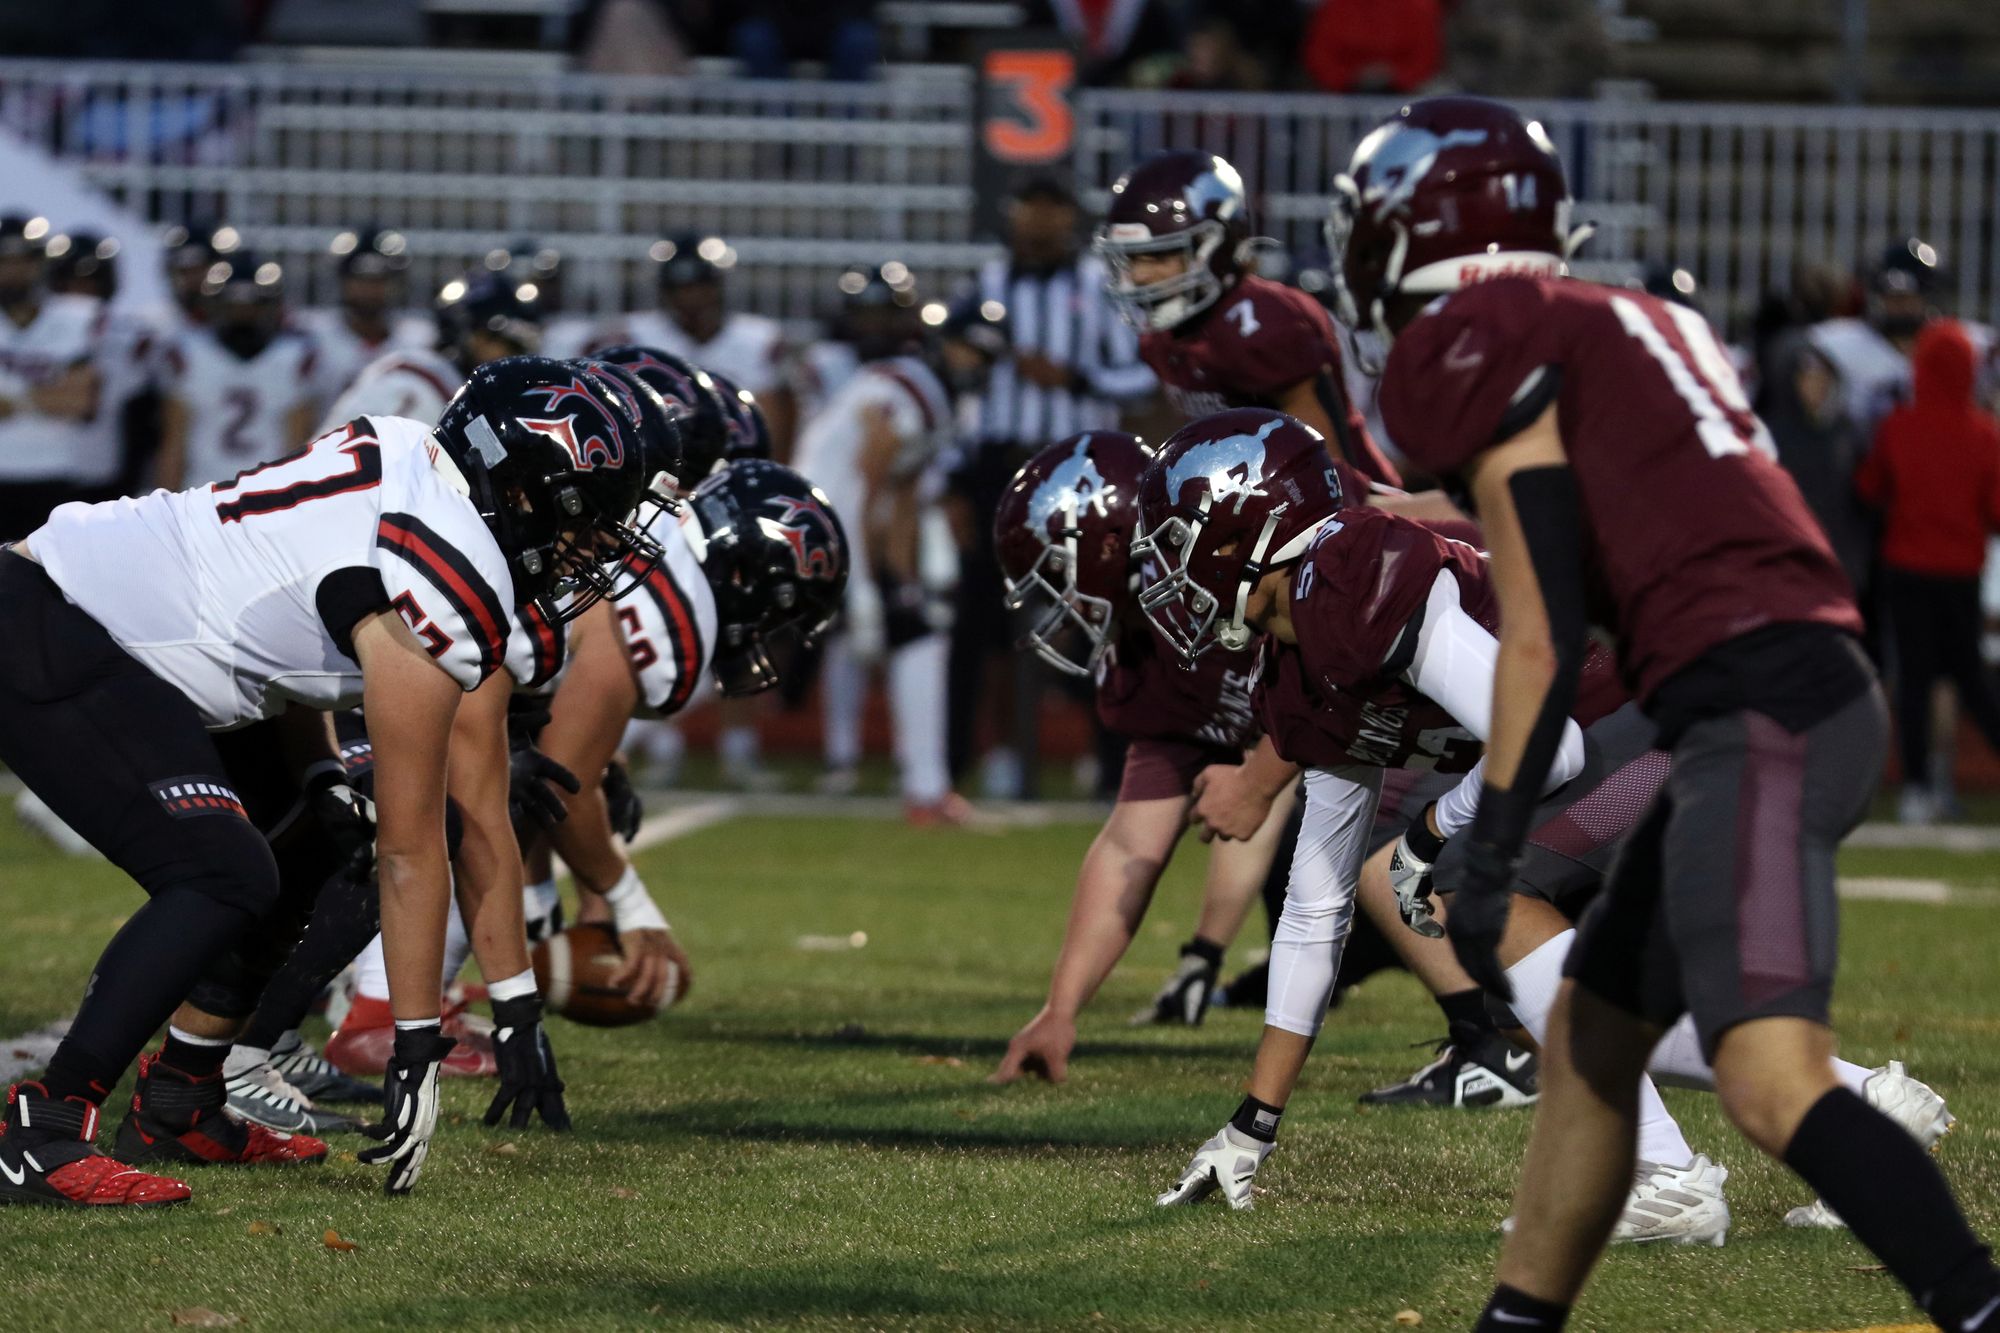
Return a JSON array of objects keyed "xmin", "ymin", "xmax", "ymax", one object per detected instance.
[
  {"xmin": 1855, "ymin": 318, "xmax": 2000, "ymax": 822},
  {"xmin": 1302, "ymin": 0, "xmax": 1443, "ymax": 93}
]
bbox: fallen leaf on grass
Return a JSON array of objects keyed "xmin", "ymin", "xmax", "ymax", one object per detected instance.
[
  {"xmin": 486, "ymin": 1141, "xmax": 520, "ymax": 1158},
  {"xmin": 245, "ymin": 1220, "xmax": 280, "ymax": 1237},
  {"xmin": 916, "ymin": 1056, "xmax": 964, "ymax": 1068},
  {"xmin": 322, "ymin": 1229, "xmax": 358, "ymax": 1252},
  {"xmin": 1846, "ymin": 1264, "xmax": 1888, "ymax": 1274},
  {"xmin": 609, "ymin": 1187, "xmax": 639, "ymax": 1200},
  {"xmin": 170, "ymin": 1309, "xmax": 241, "ymax": 1328},
  {"xmin": 1396, "ymin": 1312, "xmax": 1424, "ymax": 1327}
]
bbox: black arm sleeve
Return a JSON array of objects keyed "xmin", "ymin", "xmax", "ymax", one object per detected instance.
[{"xmin": 1467, "ymin": 464, "xmax": 1589, "ymax": 858}]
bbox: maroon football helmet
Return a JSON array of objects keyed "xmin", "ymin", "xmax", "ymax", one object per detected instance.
[
  {"xmin": 1134, "ymin": 408, "xmax": 1345, "ymax": 662},
  {"xmin": 1328, "ymin": 96, "xmax": 1585, "ymax": 350},
  {"xmin": 1096, "ymin": 150, "xmax": 1252, "ymax": 332},
  {"xmin": 994, "ymin": 431, "xmax": 1154, "ymax": 678}
]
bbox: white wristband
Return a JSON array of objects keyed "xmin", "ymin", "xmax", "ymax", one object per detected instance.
[{"xmin": 603, "ymin": 865, "xmax": 668, "ymax": 935}]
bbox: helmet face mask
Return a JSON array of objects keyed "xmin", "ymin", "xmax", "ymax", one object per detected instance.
[
  {"xmin": 1001, "ymin": 522, "xmax": 1119, "ymax": 679},
  {"xmin": 1098, "ymin": 218, "xmax": 1229, "ymax": 332},
  {"xmin": 1096, "ymin": 150, "xmax": 1250, "ymax": 333}
]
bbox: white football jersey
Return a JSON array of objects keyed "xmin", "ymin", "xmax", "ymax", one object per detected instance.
[
  {"xmin": 586, "ymin": 310, "xmax": 788, "ymax": 398},
  {"xmin": 0, "ymin": 294, "xmax": 116, "ymax": 483},
  {"xmin": 162, "ymin": 326, "xmax": 322, "ymax": 488},
  {"xmin": 539, "ymin": 315, "xmax": 596, "ymax": 361},
  {"xmin": 32, "ymin": 415, "xmax": 558, "ymax": 729},
  {"xmin": 610, "ymin": 505, "xmax": 718, "ymax": 719},
  {"xmin": 793, "ymin": 355, "xmax": 953, "ymax": 503},
  {"xmin": 791, "ymin": 339, "xmax": 861, "ymax": 425},
  {"xmin": 320, "ymin": 347, "xmax": 464, "ymax": 433},
  {"xmin": 296, "ymin": 308, "xmax": 434, "ymax": 404}
]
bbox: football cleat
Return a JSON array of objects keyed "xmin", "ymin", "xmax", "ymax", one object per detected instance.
[
  {"xmin": 1612, "ymin": 1155, "xmax": 1732, "ymax": 1246},
  {"xmin": 224, "ymin": 1054, "xmax": 360, "ymax": 1136},
  {"xmin": 905, "ymin": 793, "xmax": 976, "ymax": 828},
  {"xmin": 1786, "ymin": 1061, "xmax": 1955, "ymax": 1229},
  {"xmin": 267, "ymin": 1031, "xmax": 381, "ymax": 1105},
  {"xmin": 325, "ymin": 995, "xmax": 497, "ymax": 1079},
  {"xmin": 1359, "ymin": 1023, "xmax": 1538, "ymax": 1109},
  {"xmin": 1130, "ymin": 945, "xmax": 1219, "ymax": 1027},
  {"xmin": 0, "ymin": 1083, "xmax": 191, "ymax": 1207},
  {"xmin": 115, "ymin": 1054, "xmax": 328, "ymax": 1168}
]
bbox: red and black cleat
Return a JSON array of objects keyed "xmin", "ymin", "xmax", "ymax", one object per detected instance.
[
  {"xmin": 0, "ymin": 1082, "xmax": 192, "ymax": 1207},
  {"xmin": 115, "ymin": 1053, "xmax": 328, "ymax": 1168}
]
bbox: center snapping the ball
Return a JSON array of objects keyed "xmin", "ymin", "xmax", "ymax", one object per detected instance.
[{"xmin": 531, "ymin": 922, "xmax": 680, "ymax": 1027}]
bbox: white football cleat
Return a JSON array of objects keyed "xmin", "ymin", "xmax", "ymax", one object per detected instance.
[
  {"xmin": 1786, "ymin": 1061, "xmax": 1955, "ymax": 1229},
  {"xmin": 1156, "ymin": 1124, "xmax": 1274, "ymax": 1211},
  {"xmin": 224, "ymin": 1053, "xmax": 359, "ymax": 1136},
  {"xmin": 1612, "ymin": 1155, "xmax": 1731, "ymax": 1246}
]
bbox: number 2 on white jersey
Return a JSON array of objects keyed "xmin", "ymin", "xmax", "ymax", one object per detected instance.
[{"xmin": 1609, "ymin": 295, "xmax": 1775, "ymax": 461}]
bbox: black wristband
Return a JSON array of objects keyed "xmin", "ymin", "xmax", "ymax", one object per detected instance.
[
  {"xmin": 1402, "ymin": 804, "xmax": 1447, "ymax": 862},
  {"xmin": 390, "ymin": 1021, "xmax": 451, "ymax": 1068},
  {"xmin": 1230, "ymin": 1094, "xmax": 1284, "ymax": 1143},
  {"xmin": 1183, "ymin": 937, "xmax": 1225, "ymax": 970}
]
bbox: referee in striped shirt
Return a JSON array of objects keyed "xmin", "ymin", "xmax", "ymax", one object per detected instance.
[{"xmin": 944, "ymin": 174, "xmax": 1157, "ymax": 797}]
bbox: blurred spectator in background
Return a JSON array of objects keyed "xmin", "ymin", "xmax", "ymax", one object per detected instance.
[
  {"xmin": 0, "ymin": 215, "xmax": 109, "ymax": 537},
  {"xmin": 1162, "ymin": 16, "xmax": 1268, "ymax": 91},
  {"xmin": 1814, "ymin": 239, "xmax": 1949, "ymax": 433},
  {"xmin": 578, "ymin": 0, "xmax": 692, "ymax": 75},
  {"xmin": 730, "ymin": 0, "xmax": 880, "ymax": 81},
  {"xmin": 1751, "ymin": 259, "xmax": 1851, "ymax": 400},
  {"xmin": 945, "ymin": 175, "xmax": 1154, "ymax": 798},
  {"xmin": 1023, "ymin": 0, "xmax": 1184, "ymax": 86},
  {"xmin": 1854, "ymin": 319, "xmax": 2000, "ymax": 824},
  {"xmin": 1446, "ymin": 0, "xmax": 1608, "ymax": 97},
  {"xmin": 1764, "ymin": 330, "xmax": 1873, "ymax": 600},
  {"xmin": 1303, "ymin": 0, "xmax": 1443, "ymax": 93}
]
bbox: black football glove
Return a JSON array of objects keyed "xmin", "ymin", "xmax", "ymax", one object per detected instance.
[
  {"xmin": 602, "ymin": 757, "xmax": 642, "ymax": 842},
  {"xmin": 358, "ymin": 1024, "xmax": 456, "ymax": 1195},
  {"xmin": 485, "ymin": 995, "xmax": 572, "ymax": 1132},
  {"xmin": 509, "ymin": 743, "xmax": 580, "ymax": 843},
  {"xmin": 304, "ymin": 766, "xmax": 376, "ymax": 879},
  {"xmin": 1444, "ymin": 839, "xmax": 1519, "ymax": 1002}
]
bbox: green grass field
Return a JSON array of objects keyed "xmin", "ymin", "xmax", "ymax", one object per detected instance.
[{"xmin": 3, "ymin": 810, "xmax": 1997, "ymax": 1332}]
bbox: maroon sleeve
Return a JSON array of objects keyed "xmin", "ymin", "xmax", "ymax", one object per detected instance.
[
  {"xmin": 1205, "ymin": 284, "xmax": 1335, "ymax": 399},
  {"xmin": 1292, "ymin": 507, "xmax": 1448, "ymax": 689},
  {"xmin": 1381, "ymin": 276, "xmax": 1559, "ymax": 476}
]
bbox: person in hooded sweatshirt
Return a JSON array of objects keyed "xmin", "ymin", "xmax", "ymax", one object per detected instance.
[{"xmin": 1855, "ymin": 319, "xmax": 2000, "ymax": 822}]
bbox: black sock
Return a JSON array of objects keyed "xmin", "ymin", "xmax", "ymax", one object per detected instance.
[
  {"xmin": 1437, "ymin": 987, "xmax": 1494, "ymax": 1033},
  {"xmin": 1230, "ymin": 1094, "xmax": 1284, "ymax": 1143},
  {"xmin": 40, "ymin": 1048, "xmax": 115, "ymax": 1106},
  {"xmin": 160, "ymin": 1030, "xmax": 228, "ymax": 1079},
  {"xmin": 1183, "ymin": 936, "xmax": 1225, "ymax": 969},
  {"xmin": 1785, "ymin": 1088, "xmax": 1999, "ymax": 1325},
  {"xmin": 1474, "ymin": 1284, "xmax": 1568, "ymax": 1331}
]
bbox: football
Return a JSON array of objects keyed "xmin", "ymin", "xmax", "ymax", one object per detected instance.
[{"xmin": 531, "ymin": 922, "xmax": 678, "ymax": 1028}]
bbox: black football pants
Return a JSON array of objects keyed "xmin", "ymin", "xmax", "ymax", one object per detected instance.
[{"xmin": 1885, "ymin": 568, "xmax": 2000, "ymax": 786}]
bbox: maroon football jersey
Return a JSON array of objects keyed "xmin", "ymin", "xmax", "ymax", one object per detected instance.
[
  {"xmin": 1382, "ymin": 276, "xmax": 1862, "ymax": 701},
  {"xmin": 1096, "ymin": 617, "xmax": 1259, "ymax": 751},
  {"xmin": 1255, "ymin": 507, "xmax": 1626, "ymax": 772},
  {"xmin": 1141, "ymin": 274, "xmax": 1403, "ymax": 490}
]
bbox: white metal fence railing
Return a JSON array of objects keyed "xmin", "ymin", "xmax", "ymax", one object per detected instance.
[{"xmin": 0, "ymin": 58, "xmax": 1994, "ymax": 334}]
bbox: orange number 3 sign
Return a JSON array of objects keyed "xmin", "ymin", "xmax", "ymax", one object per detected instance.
[{"xmin": 983, "ymin": 49, "xmax": 1076, "ymax": 164}]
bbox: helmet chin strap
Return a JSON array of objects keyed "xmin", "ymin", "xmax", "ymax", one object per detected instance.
[{"xmin": 1217, "ymin": 511, "xmax": 1336, "ymax": 652}]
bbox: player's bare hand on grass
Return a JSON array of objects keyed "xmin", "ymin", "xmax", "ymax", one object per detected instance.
[
  {"xmin": 988, "ymin": 1008, "xmax": 1075, "ymax": 1084},
  {"xmin": 1156, "ymin": 1124, "xmax": 1274, "ymax": 1210},
  {"xmin": 609, "ymin": 926, "xmax": 690, "ymax": 1009},
  {"xmin": 1189, "ymin": 763, "xmax": 1274, "ymax": 843}
]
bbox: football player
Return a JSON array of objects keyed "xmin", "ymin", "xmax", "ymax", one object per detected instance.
[
  {"xmin": 984, "ymin": 432, "xmax": 1291, "ymax": 1081},
  {"xmin": 792, "ymin": 292, "xmax": 992, "ymax": 820},
  {"xmin": 1332, "ymin": 96, "xmax": 1999, "ymax": 1332},
  {"xmin": 154, "ymin": 253, "xmax": 320, "ymax": 490},
  {"xmin": 587, "ymin": 233, "xmax": 796, "ymax": 455},
  {"xmin": 0, "ymin": 215, "xmax": 110, "ymax": 538},
  {"xmin": 0, "ymin": 357, "xmax": 659, "ymax": 1204},
  {"xmin": 526, "ymin": 457, "xmax": 850, "ymax": 1002},
  {"xmin": 321, "ymin": 269, "xmax": 545, "ymax": 432},
  {"xmin": 1095, "ymin": 151, "xmax": 1404, "ymax": 492},
  {"xmin": 299, "ymin": 228, "xmax": 433, "ymax": 403}
]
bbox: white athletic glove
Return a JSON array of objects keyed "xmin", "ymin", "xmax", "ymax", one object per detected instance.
[
  {"xmin": 1156, "ymin": 1123, "xmax": 1275, "ymax": 1210},
  {"xmin": 1388, "ymin": 811, "xmax": 1447, "ymax": 940},
  {"xmin": 358, "ymin": 1026, "xmax": 455, "ymax": 1195}
]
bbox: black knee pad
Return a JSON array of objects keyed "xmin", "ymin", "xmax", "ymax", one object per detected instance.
[
  {"xmin": 185, "ymin": 948, "xmax": 272, "ymax": 1021},
  {"xmin": 169, "ymin": 814, "xmax": 284, "ymax": 919}
]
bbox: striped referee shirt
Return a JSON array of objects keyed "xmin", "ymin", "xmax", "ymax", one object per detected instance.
[{"xmin": 967, "ymin": 253, "xmax": 1156, "ymax": 449}]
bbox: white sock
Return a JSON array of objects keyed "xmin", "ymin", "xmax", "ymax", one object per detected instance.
[
  {"xmin": 822, "ymin": 635, "xmax": 864, "ymax": 771},
  {"xmin": 166, "ymin": 1024, "xmax": 231, "ymax": 1047},
  {"xmin": 353, "ymin": 933, "xmax": 389, "ymax": 1001},
  {"xmin": 1647, "ymin": 1013, "xmax": 1875, "ymax": 1096},
  {"xmin": 441, "ymin": 893, "xmax": 472, "ymax": 987},
  {"xmin": 1505, "ymin": 930, "xmax": 1694, "ymax": 1169},
  {"xmin": 888, "ymin": 634, "xmax": 950, "ymax": 804},
  {"xmin": 223, "ymin": 1044, "xmax": 269, "ymax": 1078}
]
